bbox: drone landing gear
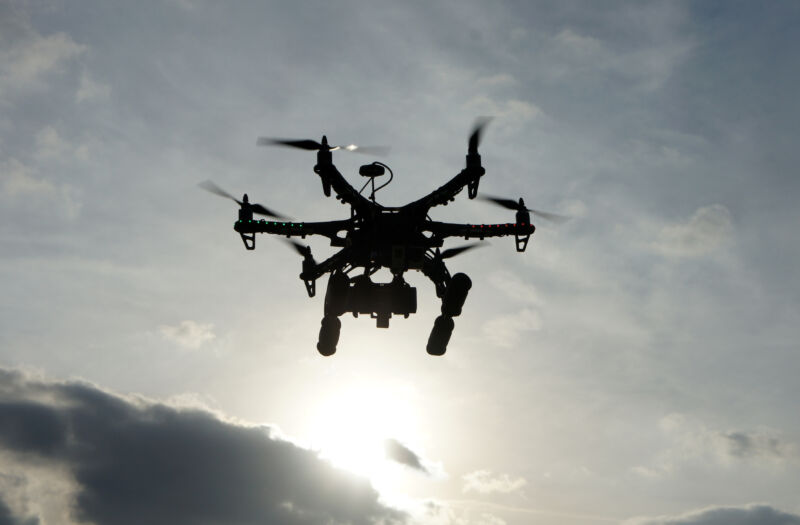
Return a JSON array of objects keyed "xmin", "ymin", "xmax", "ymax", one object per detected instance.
[
  {"xmin": 515, "ymin": 232, "xmax": 531, "ymax": 252},
  {"xmin": 426, "ymin": 272, "xmax": 472, "ymax": 356},
  {"xmin": 304, "ymin": 278, "xmax": 316, "ymax": 297},
  {"xmin": 240, "ymin": 232, "xmax": 256, "ymax": 250}
]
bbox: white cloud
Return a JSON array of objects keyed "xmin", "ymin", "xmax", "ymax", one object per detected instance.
[
  {"xmin": 488, "ymin": 271, "xmax": 542, "ymax": 305},
  {"xmin": 474, "ymin": 513, "xmax": 507, "ymax": 525},
  {"xmin": 560, "ymin": 199, "xmax": 588, "ymax": 219},
  {"xmin": 35, "ymin": 126, "xmax": 70, "ymax": 159},
  {"xmin": 545, "ymin": 13, "xmax": 695, "ymax": 91},
  {"xmin": 0, "ymin": 157, "xmax": 82, "ymax": 218},
  {"xmin": 653, "ymin": 204, "xmax": 733, "ymax": 257},
  {"xmin": 462, "ymin": 470, "xmax": 527, "ymax": 494},
  {"xmin": 34, "ymin": 125, "xmax": 91, "ymax": 161},
  {"xmin": 0, "ymin": 31, "xmax": 85, "ymax": 97},
  {"xmin": 554, "ymin": 28, "xmax": 604, "ymax": 58},
  {"xmin": 476, "ymin": 74, "xmax": 517, "ymax": 88},
  {"xmin": 0, "ymin": 451, "xmax": 76, "ymax": 525},
  {"xmin": 482, "ymin": 308, "xmax": 542, "ymax": 348},
  {"xmin": 0, "ymin": 158, "xmax": 55, "ymax": 196},
  {"xmin": 623, "ymin": 504, "xmax": 800, "ymax": 525},
  {"xmin": 417, "ymin": 500, "xmax": 510, "ymax": 525},
  {"xmin": 464, "ymin": 96, "xmax": 541, "ymax": 127},
  {"xmin": 632, "ymin": 413, "xmax": 797, "ymax": 478},
  {"xmin": 76, "ymin": 70, "xmax": 110, "ymax": 103},
  {"xmin": 159, "ymin": 320, "xmax": 216, "ymax": 349}
]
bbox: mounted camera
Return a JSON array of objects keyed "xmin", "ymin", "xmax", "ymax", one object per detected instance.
[{"xmin": 359, "ymin": 163, "xmax": 385, "ymax": 177}]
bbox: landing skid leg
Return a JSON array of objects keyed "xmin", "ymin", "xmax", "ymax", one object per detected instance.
[{"xmin": 240, "ymin": 232, "xmax": 256, "ymax": 250}]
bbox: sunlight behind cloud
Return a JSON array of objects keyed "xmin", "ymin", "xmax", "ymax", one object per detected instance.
[{"xmin": 306, "ymin": 382, "xmax": 426, "ymax": 496}]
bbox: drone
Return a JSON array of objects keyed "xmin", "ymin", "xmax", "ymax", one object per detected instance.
[{"xmin": 201, "ymin": 119, "xmax": 565, "ymax": 356}]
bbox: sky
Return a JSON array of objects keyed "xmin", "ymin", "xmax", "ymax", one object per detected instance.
[{"xmin": 1, "ymin": 1, "xmax": 800, "ymax": 524}]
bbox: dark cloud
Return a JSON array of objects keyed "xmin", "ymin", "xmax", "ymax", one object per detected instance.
[
  {"xmin": 0, "ymin": 401, "xmax": 66, "ymax": 456},
  {"xmin": 628, "ymin": 504, "xmax": 800, "ymax": 525},
  {"xmin": 0, "ymin": 497, "xmax": 38, "ymax": 525},
  {"xmin": 723, "ymin": 431, "xmax": 785, "ymax": 459},
  {"xmin": 725, "ymin": 432, "xmax": 753, "ymax": 457},
  {"xmin": 0, "ymin": 368, "xmax": 405, "ymax": 525},
  {"xmin": 383, "ymin": 438, "xmax": 428, "ymax": 474}
]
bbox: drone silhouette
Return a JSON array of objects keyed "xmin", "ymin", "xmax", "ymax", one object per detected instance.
[{"xmin": 201, "ymin": 119, "xmax": 566, "ymax": 356}]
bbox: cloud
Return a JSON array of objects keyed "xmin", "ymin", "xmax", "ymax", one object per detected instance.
[
  {"xmin": 720, "ymin": 430, "xmax": 790, "ymax": 461},
  {"xmin": 0, "ymin": 367, "xmax": 405, "ymax": 525},
  {"xmin": 462, "ymin": 470, "xmax": 526, "ymax": 494},
  {"xmin": 159, "ymin": 320, "xmax": 216, "ymax": 349},
  {"xmin": 384, "ymin": 438, "xmax": 429, "ymax": 474},
  {"xmin": 623, "ymin": 504, "xmax": 800, "ymax": 525},
  {"xmin": 544, "ymin": 8, "xmax": 695, "ymax": 91},
  {"xmin": 653, "ymin": 204, "xmax": 733, "ymax": 257},
  {"xmin": 42, "ymin": 126, "xmax": 90, "ymax": 161},
  {"xmin": 481, "ymin": 309, "xmax": 542, "ymax": 348},
  {"xmin": 554, "ymin": 28, "xmax": 604, "ymax": 58},
  {"xmin": 0, "ymin": 159, "xmax": 55, "ymax": 197},
  {"xmin": 632, "ymin": 414, "xmax": 796, "ymax": 478},
  {"xmin": 0, "ymin": 496, "xmax": 38, "ymax": 525},
  {"xmin": 34, "ymin": 126, "xmax": 71, "ymax": 159},
  {"xmin": 0, "ymin": 158, "xmax": 81, "ymax": 219},
  {"xmin": 0, "ymin": 15, "xmax": 85, "ymax": 98},
  {"xmin": 418, "ymin": 500, "xmax": 508, "ymax": 525},
  {"xmin": 75, "ymin": 71, "xmax": 110, "ymax": 103},
  {"xmin": 488, "ymin": 271, "xmax": 541, "ymax": 305},
  {"xmin": 464, "ymin": 97, "xmax": 541, "ymax": 128},
  {"xmin": 476, "ymin": 74, "xmax": 517, "ymax": 88}
]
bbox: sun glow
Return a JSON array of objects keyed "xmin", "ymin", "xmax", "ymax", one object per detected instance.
[{"xmin": 307, "ymin": 383, "xmax": 422, "ymax": 487}]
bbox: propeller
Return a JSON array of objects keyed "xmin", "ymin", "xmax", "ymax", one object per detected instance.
[
  {"xmin": 282, "ymin": 238, "xmax": 314, "ymax": 261},
  {"xmin": 438, "ymin": 243, "xmax": 483, "ymax": 260},
  {"xmin": 280, "ymin": 238, "xmax": 317, "ymax": 293},
  {"xmin": 480, "ymin": 194, "xmax": 570, "ymax": 224},
  {"xmin": 468, "ymin": 116, "xmax": 493, "ymax": 153},
  {"xmin": 257, "ymin": 136, "xmax": 390, "ymax": 156},
  {"xmin": 198, "ymin": 180, "xmax": 288, "ymax": 219}
]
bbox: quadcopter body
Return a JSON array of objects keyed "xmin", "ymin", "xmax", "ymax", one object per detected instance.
[{"xmin": 203, "ymin": 121, "xmax": 562, "ymax": 355}]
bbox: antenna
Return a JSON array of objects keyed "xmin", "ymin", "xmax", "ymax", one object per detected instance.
[{"xmin": 358, "ymin": 162, "xmax": 394, "ymax": 203}]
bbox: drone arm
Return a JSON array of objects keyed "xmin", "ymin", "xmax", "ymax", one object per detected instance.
[
  {"xmin": 314, "ymin": 157, "xmax": 375, "ymax": 213},
  {"xmin": 234, "ymin": 218, "xmax": 353, "ymax": 246},
  {"xmin": 404, "ymin": 166, "xmax": 484, "ymax": 213},
  {"xmin": 424, "ymin": 220, "xmax": 535, "ymax": 241},
  {"xmin": 421, "ymin": 255, "xmax": 451, "ymax": 298},
  {"xmin": 299, "ymin": 247, "xmax": 353, "ymax": 282}
]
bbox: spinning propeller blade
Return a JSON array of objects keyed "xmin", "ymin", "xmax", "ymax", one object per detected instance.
[
  {"xmin": 480, "ymin": 194, "xmax": 570, "ymax": 224},
  {"xmin": 468, "ymin": 116, "xmax": 493, "ymax": 153},
  {"xmin": 527, "ymin": 208, "xmax": 570, "ymax": 224},
  {"xmin": 481, "ymin": 195, "xmax": 520, "ymax": 211},
  {"xmin": 198, "ymin": 180, "xmax": 239, "ymax": 202},
  {"xmin": 336, "ymin": 144, "xmax": 391, "ymax": 156},
  {"xmin": 249, "ymin": 203, "xmax": 289, "ymax": 220},
  {"xmin": 440, "ymin": 243, "xmax": 483, "ymax": 259},
  {"xmin": 281, "ymin": 238, "xmax": 315, "ymax": 261},
  {"xmin": 198, "ymin": 180, "xmax": 288, "ymax": 219},
  {"xmin": 257, "ymin": 138, "xmax": 322, "ymax": 150},
  {"xmin": 257, "ymin": 137, "xmax": 389, "ymax": 156}
]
